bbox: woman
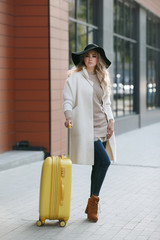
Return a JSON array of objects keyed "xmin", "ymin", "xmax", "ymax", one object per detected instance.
[{"xmin": 63, "ymin": 43, "xmax": 116, "ymax": 222}]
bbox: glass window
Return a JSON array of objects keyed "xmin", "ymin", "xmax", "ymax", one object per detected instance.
[
  {"xmin": 77, "ymin": 0, "xmax": 87, "ymax": 22},
  {"xmin": 113, "ymin": 0, "xmax": 137, "ymax": 117},
  {"xmin": 88, "ymin": 27, "xmax": 96, "ymax": 44},
  {"xmin": 69, "ymin": 0, "xmax": 75, "ymax": 18},
  {"xmin": 69, "ymin": 0, "xmax": 98, "ymax": 67},
  {"xmin": 88, "ymin": 0, "xmax": 93, "ymax": 24},
  {"xmin": 69, "ymin": 21, "xmax": 76, "ymax": 66},
  {"xmin": 77, "ymin": 24, "xmax": 87, "ymax": 51},
  {"xmin": 124, "ymin": 41, "xmax": 134, "ymax": 114},
  {"xmin": 124, "ymin": 3, "xmax": 130, "ymax": 38},
  {"xmin": 117, "ymin": 0, "xmax": 124, "ymax": 36},
  {"xmin": 146, "ymin": 13, "xmax": 160, "ymax": 110}
]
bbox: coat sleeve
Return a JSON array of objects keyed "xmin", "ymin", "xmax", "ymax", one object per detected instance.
[
  {"xmin": 104, "ymin": 94, "xmax": 114, "ymax": 122},
  {"xmin": 63, "ymin": 75, "xmax": 77, "ymax": 114}
]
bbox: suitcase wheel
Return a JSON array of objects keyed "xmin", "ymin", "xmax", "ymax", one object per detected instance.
[
  {"xmin": 37, "ymin": 219, "xmax": 45, "ymax": 227},
  {"xmin": 59, "ymin": 220, "xmax": 66, "ymax": 227}
]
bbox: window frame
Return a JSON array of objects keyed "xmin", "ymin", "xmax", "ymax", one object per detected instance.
[
  {"xmin": 69, "ymin": 0, "xmax": 99, "ymax": 67},
  {"xmin": 113, "ymin": 0, "xmax": 138, "ymax": 118},
  {"xmin": 146, "ymin": 13, "xmax": 160, "ymax": 110}
]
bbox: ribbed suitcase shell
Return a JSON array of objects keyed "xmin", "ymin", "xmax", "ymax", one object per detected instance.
[{"xmin": 37, "ymin": 155, "xmax": 72, "ymax": 227}]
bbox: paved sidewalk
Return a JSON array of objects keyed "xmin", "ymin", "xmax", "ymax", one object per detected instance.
[
  {"xmin": 0, "ymin": 123, "xmax": 160, "ymax": 240},
  {"xmin": 116, "ymin": 122, "xmax": 160, "ymax": 168},
  {"xmin": 0, "ymin": 151, "xmax": 44, "ymax": 171}
]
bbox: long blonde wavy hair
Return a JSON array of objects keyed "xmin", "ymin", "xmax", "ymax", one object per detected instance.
[{"xmin": 68, "ymin": 50, "xmax": 111, "ymax": 95}]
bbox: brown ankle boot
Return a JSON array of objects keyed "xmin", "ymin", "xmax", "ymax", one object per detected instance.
[{"xmin": 85, "ymin": 195, "xmax": 99, "ymax": 222}]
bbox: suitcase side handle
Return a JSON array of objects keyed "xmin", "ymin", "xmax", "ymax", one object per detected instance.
[{"xmin": 60, "ymin": 179, "xmax": 65, "ymax": 206}]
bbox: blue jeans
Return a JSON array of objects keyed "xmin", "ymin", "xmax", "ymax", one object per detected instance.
[{"xmin": 90, "ymin": 140, "xmax": 111, "ymax": 196}]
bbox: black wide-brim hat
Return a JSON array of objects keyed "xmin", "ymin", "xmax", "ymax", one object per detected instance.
[{"xmin": 72, "ymin": 43, "xmax": 111, "ymax": 68}]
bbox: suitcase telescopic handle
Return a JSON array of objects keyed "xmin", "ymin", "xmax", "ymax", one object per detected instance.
[{"xmin": 68, "ymin": 123, "xmax": 72, "ymax": 158}]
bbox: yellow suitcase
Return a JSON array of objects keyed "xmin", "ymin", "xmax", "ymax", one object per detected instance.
[{"xmin": 37, "ymin": 127, "xmax": 72, "ymax": 227}]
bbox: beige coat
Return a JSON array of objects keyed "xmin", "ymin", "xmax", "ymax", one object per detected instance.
[{"xmin": 63, "ymin": 67, "xmax": 116, "ymax": 165}]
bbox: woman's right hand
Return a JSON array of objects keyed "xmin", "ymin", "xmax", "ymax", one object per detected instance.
[{"xmin": 64, "ymin": 118, "xmax": 73, "ymax": 128}]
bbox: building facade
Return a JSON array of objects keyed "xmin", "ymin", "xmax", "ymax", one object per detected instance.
[{"xmin": 0, "ymin": 0, "xmax": 160, "ymax": 156}]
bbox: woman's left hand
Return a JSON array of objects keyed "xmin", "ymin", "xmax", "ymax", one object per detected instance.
[{"xmin": 107, "ymin": 119, "xmax": 114, "ymax": 140}]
